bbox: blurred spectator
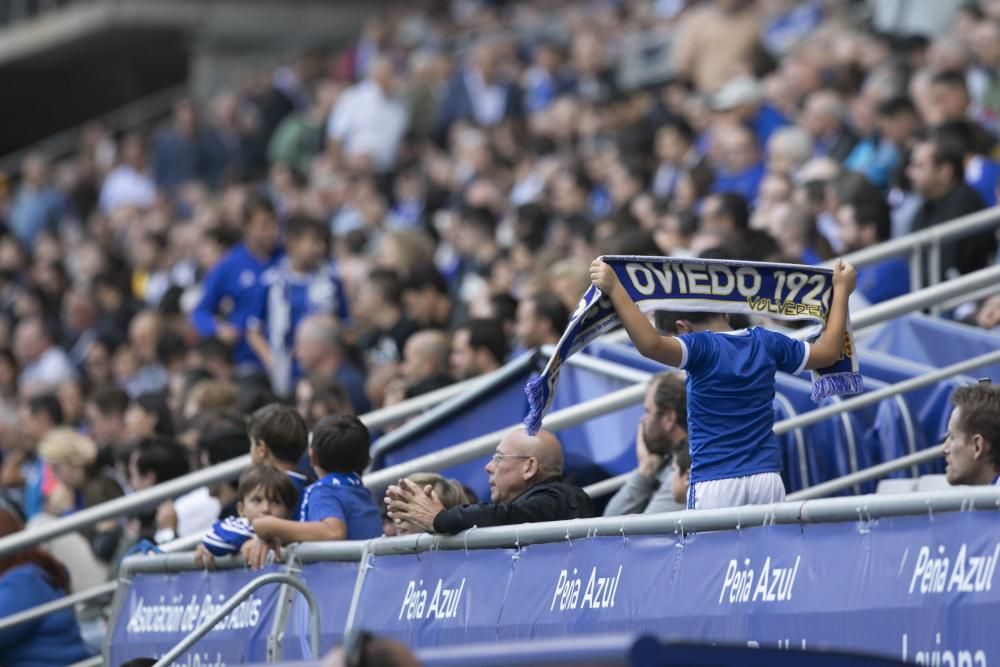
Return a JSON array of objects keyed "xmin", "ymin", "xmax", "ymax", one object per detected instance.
[
  {"xmin": 907, "ymin": 137, "xmax": 993, "ymax": 281},
  {"xmin": 293, "ymin": 314, "xmax": 370, "ymax": 415},
  {"xmin": 711, "ymin": 123, "xmax": 765, "ymax": 203},
  {"xmin": 396, "ymin": 329, "xmax": 453, "ymax": 400},
  {"xmin": 327, "ymin": 56, "xmax": 409, "ymax": 173},
  {"xmin": 191, "ymin": 194, "xmax": 281, "ymax": 367},
  {"xmin": 151, "ymin": 99, "xmax": 219, "ymax": 195},
  {"xmin": 844, "ymin": 96, "xmax": 919, "ymax": 189},
  {"xmin": 402, "ymin": 266, "xmax": 457, "ymax": 331},
  {"xmin": 84, "ymin": 386, "xmax": 130, "ymax": 469},
  {"xmin": 605, "ymin": 373, "xmax": 688, "ymax": 516},
  {"xmin": 0, "ymin": 506, "xmax": 91, "ymax": 667},
  {"xmin": 450, "ymin": 318, "xmax": 507, "ymax": 380},
  {"xmin": 355, "ymin": 268, "xmax": 417, "ymax": 368},
  {"xmin": 651, "ymin": 116, "xmax": 701, "ymax": 200},
  {"xmin": 436, "ymin": 42, "xmax": 521, "ymax": 131},
  {"xmin": 835, "ymin": 178, "xmax": 910, "ymax": 304},
  {"xmin": 672, "ymin": 0, "xmax": 761, "ymax": 92},
  {"xmin": 14, "ymin": 317, "xmax": 76, "ymax": 398},
  {"xmin": 37, "ymin": 429, "xmax": 124, "ymax": 520},
  {"xmin": 766, "ymin": 125, "xmax": 814, "ymax": 179},
  {"xmin": 270, "ymin": 81, "xmax": 341, "ymax": 178},
  {"xmin": 98, "ymin": 133, "xmax": 155, "ymax": 214},
  {"xmin": 801, "ymin": 89, "xmax": 857, "ymax": 162},
  {"xmin": 712, "ymin": 75, "xmax": 790, "ymax": 147},
  {"xmin": 246, "ymin": 217, "xmax": 349, "ymax": 396},
  {"xmin": 10, "ymin": 153, "xmax": 63, "ymax": 247},
  {"xmin": 125, "ymin": 392, "xmax": 175, "ymax": 442},
  {"xmin": 514, "ymin": 292, "xmax": 569, "ymax": 351},
  {"xmin": 943, "ymin": 384, "xmax": 1000, "ymax": 486}
]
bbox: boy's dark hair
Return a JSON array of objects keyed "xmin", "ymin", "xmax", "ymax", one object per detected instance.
[
  {"xmin": 133, "ymin": 438, "xmax": 190, "ymax": 484},
  {"xmin": 660, "ymin": 115, "xmax": 695, "ymax": 144},
  {"xmin": 951, "ymin": 384, "xmax": 1000, "ymax": 469},
  {"xmin": 286, "ymin": 216, "xmax": 331, "ymax": 248},
  {"xmin": 237, "ymin": 465, "xmax": 298, "ymax": 513},
  {"xmin": 310, "ymin": 414, "xmax": 371, "ymax": 474},
  {"xmin": 654, "ymin": 311, "xmax": 720, "ymax": 335},
  {"xmin": 119, "ymin": 659, "xmax": 157, "ymax": 667},
  {"xmin": 28, "ymin": 394, "xmax": 63, "ymax": 426},
  {"xmin": 89, "ymin": 385, "xmax": 130, "ymax": 416},
  {"xmin": 247, "ymin": 404, "xmax": 309, "ymax": 464},
  {"xmin": 673, "ymin": 438, "xmax": 691, "ymax": 475},
  {"xmin": 459, "ymin": 318, "xmax": 508, "ymax": 368}
]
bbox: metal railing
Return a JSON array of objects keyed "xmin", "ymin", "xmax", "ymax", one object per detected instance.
[
  {"xmin": 152, "ymin": 572, "xmax": 320, "ymax": 666},
  {"xmin": 99, "ymin": 485, "xmax": 1000, "ymax": 663}
]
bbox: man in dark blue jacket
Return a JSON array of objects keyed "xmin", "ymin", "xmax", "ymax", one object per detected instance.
[{"xmin": 191, "ymin": 194, "xmax": 282, "ymax": 366}]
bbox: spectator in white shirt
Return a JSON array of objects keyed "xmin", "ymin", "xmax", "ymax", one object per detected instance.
[
  {"xmin": 98, "ymin": 133, "xmax": 156, "ymax": 214},
  {"xmin": 326, "ymin": 56, "xmax": 409, "ymax": 173}
]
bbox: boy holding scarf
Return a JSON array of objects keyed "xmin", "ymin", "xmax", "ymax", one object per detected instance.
[{"xmin": 589, "ymin": 257, "xmax": 856, "ymax": 509}]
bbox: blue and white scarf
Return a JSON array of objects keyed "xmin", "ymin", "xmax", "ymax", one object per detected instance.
[{"xmin": 523, "ymin": 256, "xmax": 863, "ymax": 435}]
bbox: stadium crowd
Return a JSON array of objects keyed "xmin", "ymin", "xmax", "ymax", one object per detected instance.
[{"xmin": 2, "ymin": 0, "xmax": 1000, "ymax": 663}]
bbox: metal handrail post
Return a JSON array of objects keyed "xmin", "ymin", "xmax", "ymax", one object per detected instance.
[
  {"xmin": 908, "ymin": 247, "xmax": 922, "ymax": 293},
  {"xmin": 151, "ymin": 573, "xmax": 320, "ymax": 667}
]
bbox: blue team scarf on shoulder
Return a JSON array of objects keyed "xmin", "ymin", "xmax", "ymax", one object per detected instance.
[
  {"xmin": 301, "ymin": 471, "xmax": 364, "ymax": 512},
  {"xmin": 523, "ymin": 255, "xmax": 863, "ymax": 435}
]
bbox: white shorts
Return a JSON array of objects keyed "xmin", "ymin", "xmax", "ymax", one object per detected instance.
[{"xmin": 688, "ymin": 472, "xmax": 786, "ymax": 510}]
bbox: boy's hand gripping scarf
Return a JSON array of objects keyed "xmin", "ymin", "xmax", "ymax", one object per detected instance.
[{"xmin": 523, "ymin": 256, "xmax": 863, "ymax": 435}]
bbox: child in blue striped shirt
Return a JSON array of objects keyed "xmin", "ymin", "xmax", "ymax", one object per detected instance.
[{"xmin": 194, "ymin": 465, "xmax": 298, "ymax": 569}]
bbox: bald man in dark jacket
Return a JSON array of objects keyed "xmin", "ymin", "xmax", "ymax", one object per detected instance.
[{"xmin": 385, "ymin": 428, "xmax": 594, "ymax": 534}]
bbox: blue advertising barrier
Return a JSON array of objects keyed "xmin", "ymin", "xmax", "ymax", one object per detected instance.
[
  {"xmin": 352, "ymin": 547, "xmax": 516, "ymax": 647},
  {"xmin": 111, "ymin": 507, "xmax": 1000, "ymax": 664},
  {"xmin": 107, "ymin": 564, "xmax": 284, "ymax": 666},
  {"xmin": 281, "ymin": 560, "xmax": 360, "ymax": 660}
]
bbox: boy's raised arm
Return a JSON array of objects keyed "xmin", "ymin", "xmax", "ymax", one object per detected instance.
[
  {"xmin": 590, "ymin": 259, "xmax": 684, "ymax": 367},
  {"xmin": 806, "ymin": 259, "xmax": 857, "ymax": 370}
]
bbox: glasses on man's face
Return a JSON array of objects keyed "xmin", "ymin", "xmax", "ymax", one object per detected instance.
[{"xmin": 491, "ymin": 452, "xmax": 533, "ymax": 465}]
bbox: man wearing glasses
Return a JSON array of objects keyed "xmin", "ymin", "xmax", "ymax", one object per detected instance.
[{"xmin": 385, "ymin": 428, "xmax": 593, "ymax": 534}]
